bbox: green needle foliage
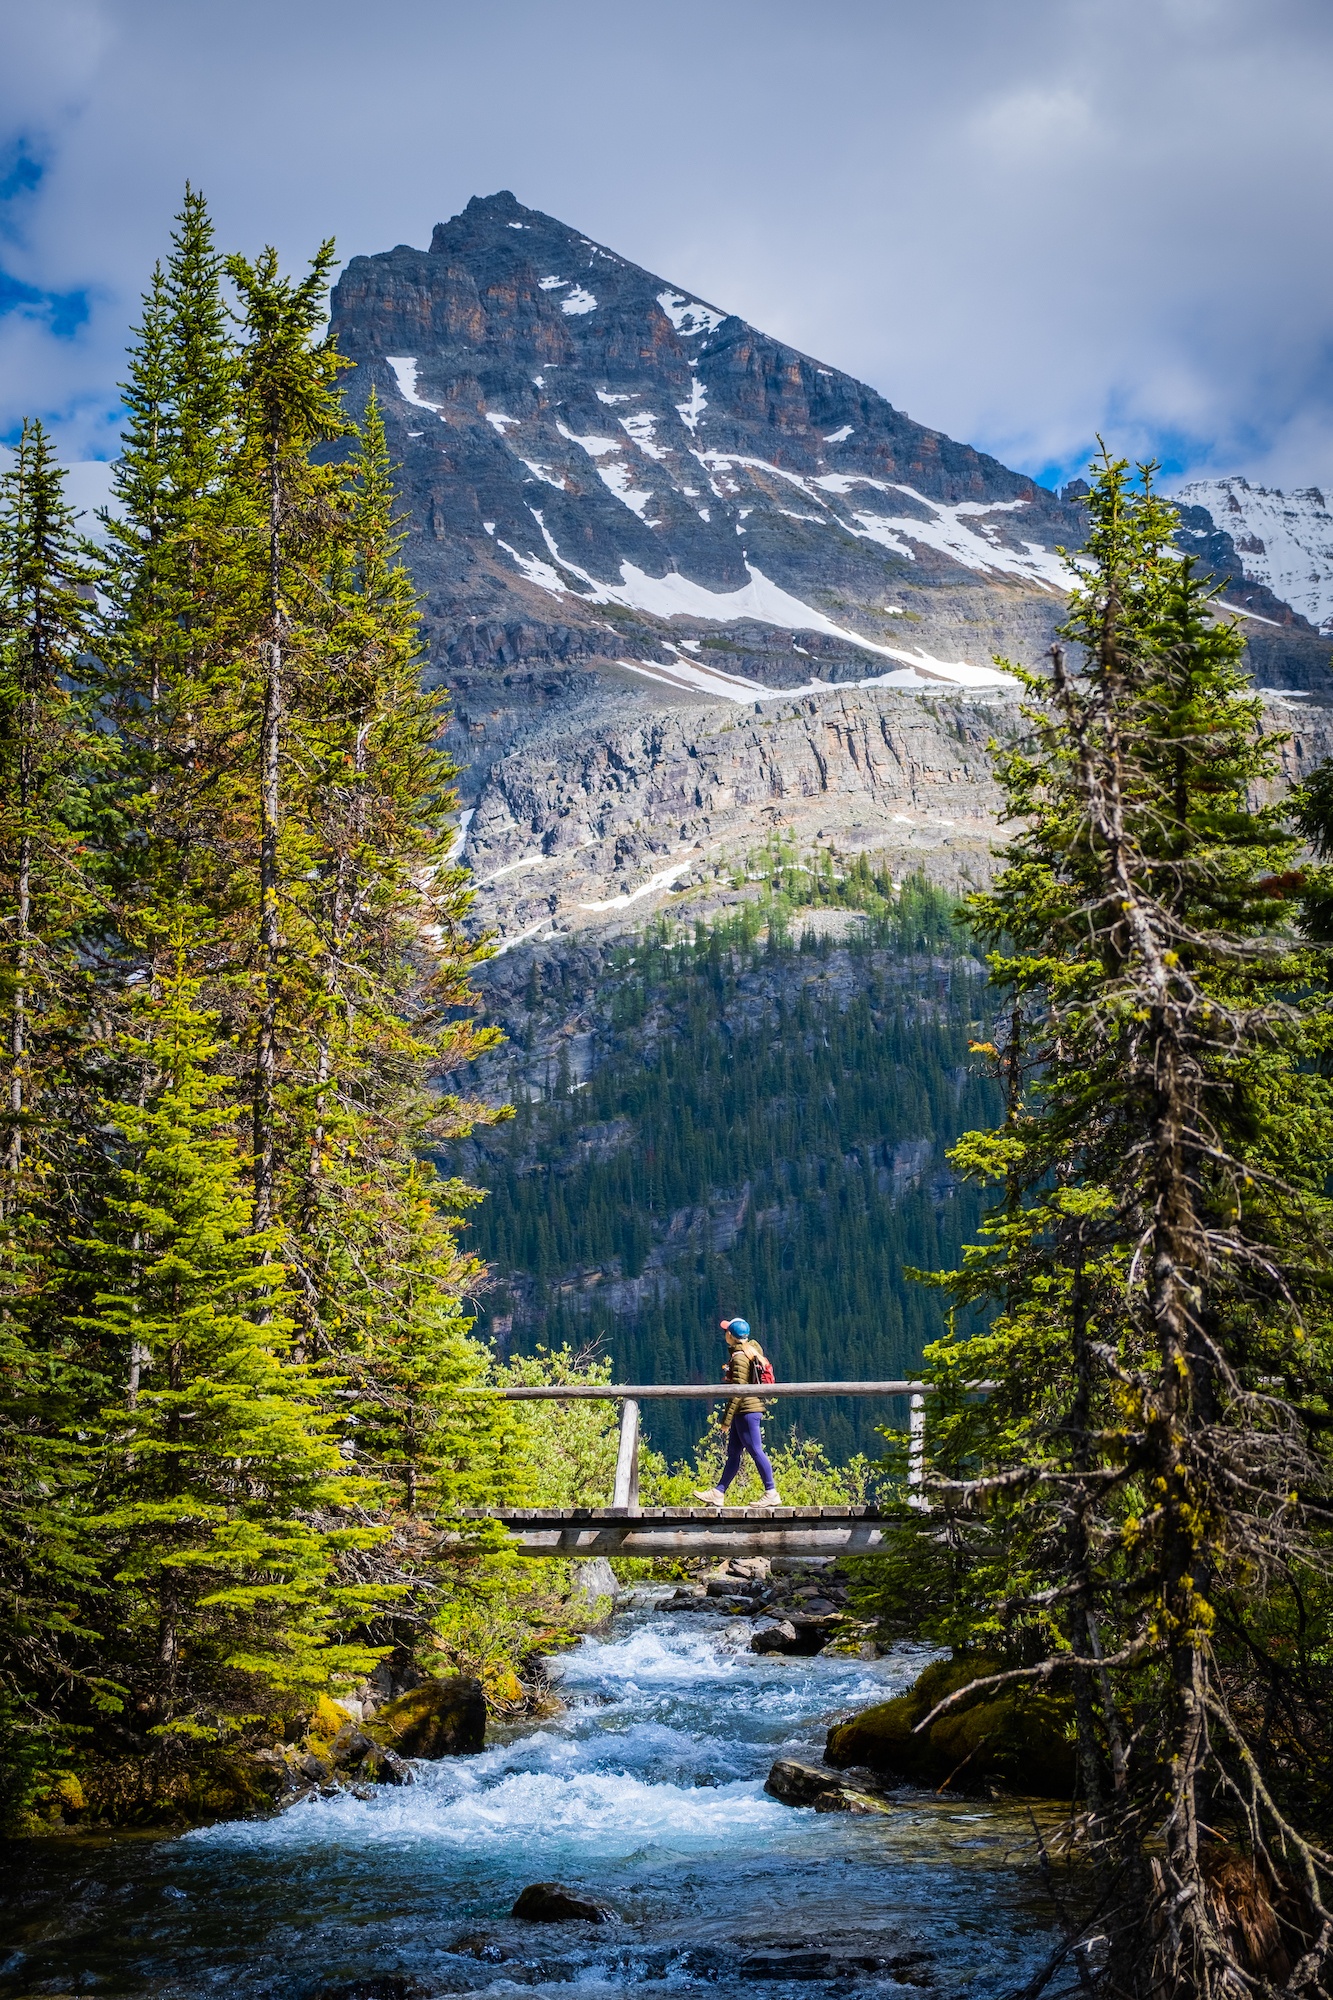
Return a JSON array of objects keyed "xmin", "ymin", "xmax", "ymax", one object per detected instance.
[
  {"xmin": 0, "ymin": 191, "xmax": 511, "ymax": 1828},
  {"xmin": 873, "ymin": 452, "xmax": 1333, "ymax": 1996},
  {"xmin": 76, "ymin": 933, "xmax": 385, "ymax": 1720},
  {"xmin": 0, "ymin": 419, "xmax": 103, "ymax": 1185},
  {"xmin": 0, "ymin": 422, "xmax": 107, "ymax": 1820}
]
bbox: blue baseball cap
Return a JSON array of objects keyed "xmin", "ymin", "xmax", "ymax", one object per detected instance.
[{"xmin": 723, "ymin": 1317, "xmax": 751, "ymax": 1338}]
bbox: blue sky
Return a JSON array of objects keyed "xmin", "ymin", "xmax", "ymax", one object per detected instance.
[{"xmin": 3, "ymin": 0, "xmax": 1332, "ymax": 497}]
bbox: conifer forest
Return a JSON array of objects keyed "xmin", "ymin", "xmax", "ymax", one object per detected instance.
[{"xmin": 4, "ymin": 192, "xmax": 1333, "ymax": 2000}]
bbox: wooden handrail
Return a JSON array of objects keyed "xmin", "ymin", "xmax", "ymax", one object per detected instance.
[
  {"xmin": 465, "ymin": 1379, "xmax": 995, "ymax": 1511},
  {"xmin": 469, "ymin": 1379, "xmax": 995, "ymax": 1401}
]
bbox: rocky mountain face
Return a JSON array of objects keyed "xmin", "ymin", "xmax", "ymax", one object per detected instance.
[{"xmin": 329, "ymin": 192, "xmax": 1333, "ymax": 946}]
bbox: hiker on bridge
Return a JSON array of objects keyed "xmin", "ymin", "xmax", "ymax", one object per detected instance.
[{"xmin": 693, "ymin": 1318, "xmax": 782, "ymax": 1508}]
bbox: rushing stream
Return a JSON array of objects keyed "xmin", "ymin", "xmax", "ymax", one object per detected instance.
[{"xmin": 2, "ymin": 1597, "xmax": 1066, "ymax": 1999}]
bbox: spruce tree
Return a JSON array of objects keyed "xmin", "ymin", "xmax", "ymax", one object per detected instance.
[
  {"xmin": 76, "ymin": 930, "xmax": 385, "ymax": 1718},
  {"xmin": 894, "ymin": 454, "xmax": 1333, "ymax": 1995},
  {"xmin": 224, "ymin": 240, "xmax": 351, "ymax": 1234},
  {"xmin": 0, "ymin": 421, "xmax": 100, "ymax": 1183},
  {"xmin": 97, "ymin": 188, "xmax": 249, "ymax": 955},
  {"xmin": 0, "ymin": 431, "xmax": 106, "ymax": 1818},
  {"xmin": 287, "ymin": 390, "xmax": 511, "ymax": 1520}
]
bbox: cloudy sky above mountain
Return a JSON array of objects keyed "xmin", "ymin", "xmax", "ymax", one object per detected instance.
[{"xmin": 3, "ymin": 0, "xmax": 1330, "ymax": 496}]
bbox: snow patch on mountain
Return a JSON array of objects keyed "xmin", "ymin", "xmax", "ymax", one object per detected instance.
[
  {"xmin": 1175, "ymin": 477, "xmax": 1333, "ymax": 633},
  {"xmin": 493, "ymin": 520, "xmax": 1014, "ymax": 686},
  {"xmin": 385, "ymin": 356, "xmax": 441, "ymax": 413},
  {"xmin": 617, "ymin": 643, "xmax": 1012, "ymax": 703},
  {"xmin": 557, "ymin": 422, "xmax": 621, "ymax": 458},
  {"xmin": 657, "ymin": 290, "xmax": 726, "ymax": 336},
  {"xmin": 676, "ymin": 377, "xmax": 707, "ymax": 432},
  {"xmin": 620, "ymin": 411, "xmax": 668, "ymax": 460},
  {"xmin": 595, "ymin": 461, "xmax": 655, "ymax": 518},
  {"xmin": 520, "ymin": 460, "xmax": 567, "ymax": 490}
]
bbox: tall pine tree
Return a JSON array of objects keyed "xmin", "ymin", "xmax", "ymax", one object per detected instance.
[
  {"xmin": 0, "ymin": 427, "xmax": 106, "ymax": 1819},
  {"xmin": 894, "ymin": 454, "xmax": 1333, "ymax": 1996},
  {"xmin": 76, "ymin": 931, "xmax": 386, "ymax": 1721},
  {"xmin": 97, "ymin": 187, "xmax": 249, "ymax": 960}
]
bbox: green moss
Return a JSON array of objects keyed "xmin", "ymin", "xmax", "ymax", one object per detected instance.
[
  {"xmin": 366, "ymin": 1675, "xmax": 486, "ymax": 1758},
  {"xmin": 825, "ymin": 1654, "xmax": 1075, "ymax": 1798}
]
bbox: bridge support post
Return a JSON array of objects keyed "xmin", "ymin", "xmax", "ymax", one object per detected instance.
[
  {"xmin": 613, "ymin": 1397, "xmax": 640, "ymax": 1512},
  {"xmin": 908, "ymin": 1392, "xmax": 926, "ymax": 1507}
]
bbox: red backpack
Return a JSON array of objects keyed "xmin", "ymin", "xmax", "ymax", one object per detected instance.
[{"xmin": 749, "ymin": 1346, "xmax": 776, "ymax": 1387}]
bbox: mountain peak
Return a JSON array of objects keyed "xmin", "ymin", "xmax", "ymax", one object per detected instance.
[
  {"xmin": 329, "ymin": 195, "xmax": 1333, "ymax": 894},
  {"xmin": 431, "ymin": 189, "xmax": 610, "ymax": 260}
]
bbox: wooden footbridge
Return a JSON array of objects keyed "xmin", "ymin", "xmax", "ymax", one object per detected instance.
[{"xmin": 472, "ymin": 1379, "xmax": 939, "ymax": 1557}]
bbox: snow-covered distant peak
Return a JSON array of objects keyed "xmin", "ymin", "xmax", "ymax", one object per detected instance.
[{"xmin": 1175, "ymin": 476, "xmax": 1333, "ymax": 633}]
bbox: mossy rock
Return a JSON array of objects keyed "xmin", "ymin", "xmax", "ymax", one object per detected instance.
[
  {"xmin": 74, "ymin": 1744, "xmax": 283, "ymax": 1829},
  {"xmin": 366, "ymin": 1675, "xmax": 486, "ymax": 1759},
  {"xmin": 309, "ymin": 1694, "xmax": 354, "ymax": 1742},
  {"xmin": 825, "ymin": 1654, "xmax": 1075, "ymax": 1798}
]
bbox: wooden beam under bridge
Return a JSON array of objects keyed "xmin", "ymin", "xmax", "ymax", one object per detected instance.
[{"xmin": 472, "ymin": 1505, "xmax": 906, "ymax": 1559}]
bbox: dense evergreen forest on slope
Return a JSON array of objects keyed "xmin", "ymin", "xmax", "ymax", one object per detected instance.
[{"xmin": 457, "ymin": 878, "xmax": 1005, "ymax": 1461}]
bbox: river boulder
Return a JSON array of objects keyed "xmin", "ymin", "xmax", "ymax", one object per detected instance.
[
  {"xmin": 764, "ymin": 1758, "xmax": 839, "ymax": 1805},
  {"xmin": 751, "ymin": 1620, "xmax": 800, "ymax": 1655},
  {"xmin": 751, "ymin": 1614, "xmax": 839, "ymax": 1657},
  {"xmin": 512, "ymin": 1882, "xmax": 618, "ymax": 1924},
  {"xmin": 812, "ymin": 1786, "xmax": 892, "ymax": 1815},
  {"xmin": 568, "ymin": 1558, "xmax": 620, "ymax": 1614},
  {"xmin": 764, "ymin": 1758, "xmax": 892, "ymax": 1815},
  {"xmin": 367, "ymin": 1675, "xmax": 486, "ymax": 1759},
  {"xmin": 824, "ymin": 1655, "xmax": 1075, "ymax": 1797}
]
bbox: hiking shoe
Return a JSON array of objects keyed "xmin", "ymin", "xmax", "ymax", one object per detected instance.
[
  {"xmin": 693, "ymin": 1487, "xmax": 726, "ymax": 1507},
  {"xmin": 758, "ymin": 1488, "xmax": 783, "ymax": 1507}
]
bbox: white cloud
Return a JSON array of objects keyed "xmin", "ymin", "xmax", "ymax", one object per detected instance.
[{"xmin": 1, "ymin": 0, "xmax": 1332, "ymax": 493}]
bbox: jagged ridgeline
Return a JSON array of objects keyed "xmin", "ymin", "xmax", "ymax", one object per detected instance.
[{"xmin": 451, "ymin": 865, "xmax": 1003, "ymax": 1461}]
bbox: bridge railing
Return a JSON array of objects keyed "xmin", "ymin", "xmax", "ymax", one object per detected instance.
[{"xmin": 474, "ymin": 1379, "xmax": 987, "ymax": 1512}]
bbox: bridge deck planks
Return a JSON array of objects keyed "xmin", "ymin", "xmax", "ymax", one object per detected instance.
[
  {"xmin": 469, "ymin": 1504, "xmax": 904, "ymax": 1557},
  {"xmin": 477, "ymin": 1506, "xmax": 886, "ymax": 1523}
]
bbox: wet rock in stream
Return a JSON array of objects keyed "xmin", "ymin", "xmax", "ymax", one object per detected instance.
[
  {"xmin": 310, "ymin": 1978, "xmax": 431, "ymax": 2000},
  {"xmin": 512, "ymin": 1881, "xmax": 620, "ymax": 1923},
  {"xmin": 751, "ymin": 1614, "xmax": 841, "ymax": 1656},
  {"xmin": 764, "ymin": 1757, "xmax": 892, "ymax": 1814}
]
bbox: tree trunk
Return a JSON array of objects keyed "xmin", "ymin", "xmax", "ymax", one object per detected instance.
[
  {"xmin": 253, "ymin": 459, "xmax": 282, "ymax": 1232},
  {"xmin": 5, "ymin": 817, "xmax": 30, "ymax": 1181}
]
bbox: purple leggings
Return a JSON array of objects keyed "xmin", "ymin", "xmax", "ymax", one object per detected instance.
[{"xmin": 720, "ymin": 1411, "xmax": 775, "ymax": 1493}]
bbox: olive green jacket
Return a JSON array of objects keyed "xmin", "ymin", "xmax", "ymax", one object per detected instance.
[{"xmin": 723, "ymin": 1342, "xmax": 767, "ymax": 1424}]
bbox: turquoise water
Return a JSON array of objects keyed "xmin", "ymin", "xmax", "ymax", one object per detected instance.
[{"xmin": 1, "ymin": 1606, "xmax": 1065, "ymax": 1999}]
